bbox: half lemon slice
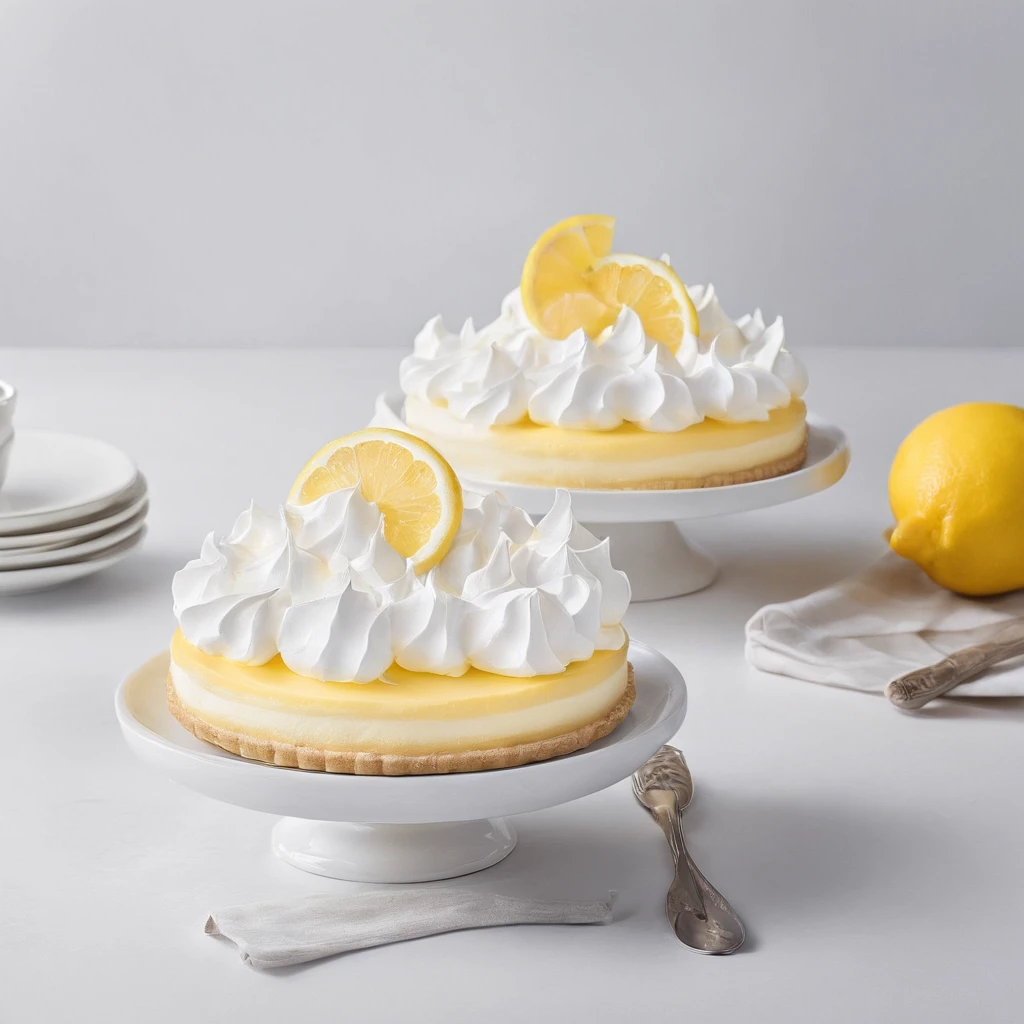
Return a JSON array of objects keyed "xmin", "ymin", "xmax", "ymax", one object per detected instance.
[
  {"xmin": 589, "ymin": 253, "xmax": 699, "ymax": 352},
  {"xmin": 520, "ymin": 215, "xmax": 699, "ymax": 352},
  {"xmin": 288, "ymin": 428, "xmax": 462, "ymax": 573},
  {"xmin": 520, "ymin": 214, "xmax": 616, "ymax": 339}
]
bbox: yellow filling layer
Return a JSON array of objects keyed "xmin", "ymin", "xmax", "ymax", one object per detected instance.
[
  {"xmin": 169, "ymin": 632, "xmax": 631, "ymax": 754},
  {"xmin": 401, "ymin": 397, "xmax": 807, "ymax": 487},
  {"xmin": 169, "ymin": 630, "xmax": 627, "ymax": 720},
  {"xmin": 406, "ymin": 398, "xmax": 806, "ymax": 458}
]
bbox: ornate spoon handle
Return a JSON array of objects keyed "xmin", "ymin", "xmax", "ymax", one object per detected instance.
[
  {"xmin": 885, "ymin": 623, "xmax": 1024, "ymax": 710},
  {"xmin": 652, "ymin": 804, "xmax": 709, "ymax": 918}
]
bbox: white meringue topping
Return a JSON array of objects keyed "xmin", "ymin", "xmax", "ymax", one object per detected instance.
[
  {"xmin": 173, "ymin": 487, "xmax": 630, "ymax": 683},
  {"xmin": 172, "ymin": 504, "xmax": 325, "ymax": 664},
  {"xmin": 399, "ymin": 281, "xmax": 807, "ymax": 430}
]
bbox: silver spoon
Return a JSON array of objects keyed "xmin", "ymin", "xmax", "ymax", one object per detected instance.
[{"xmin": 632, "ymin": 745, "xmax": 745, "ymax": 954}]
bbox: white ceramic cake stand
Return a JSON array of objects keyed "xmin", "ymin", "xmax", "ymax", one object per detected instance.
[
  {"xmin": 375, "ymin": 393, "xmax": 850, "ymax": 601},
  {"xmin": 114, "ymin": 640, "xmax": 686, "ymax": 884}
]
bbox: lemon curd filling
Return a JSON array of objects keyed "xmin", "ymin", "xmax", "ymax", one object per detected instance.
[
  {"xmin": 402, "ymin": 397, "xmax": 808, "ymax": 488},
  {"xmin": 169, "ymin": 630, "xmax": 630, "ymax": 756}
]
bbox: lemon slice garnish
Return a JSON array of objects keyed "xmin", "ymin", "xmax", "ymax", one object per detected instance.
[
  {"xmin": 520, "ymin": 215, "xmax": 699, "ymax": 351},
  {"xmin": 520, "ymin": 214, "xmax": 616, "ymax": 339},
  {"xmin": 288, "ymin": 428, "xmax": 462, "ymax": 574},
  {"xmin": 589, "ymin": 253, "xmax": 699, "ymax": 352}
]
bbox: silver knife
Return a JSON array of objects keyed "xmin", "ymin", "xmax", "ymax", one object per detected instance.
[{"xmin": 885, "ymin": 621, "xmax": 1024, "ymax": 710}]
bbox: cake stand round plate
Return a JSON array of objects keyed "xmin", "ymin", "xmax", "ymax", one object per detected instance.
[
  {"xmin": 375, "ymin": 393, "xmax": 850, "ymax": 601},
  {"xmin": 115, "ymin": 639, "xmax": 686, "ymax": 883}
]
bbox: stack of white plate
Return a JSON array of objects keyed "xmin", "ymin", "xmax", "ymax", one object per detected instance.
[{"xmin": 0, "ymin": 431, "xmax": 147, "ymax": 595}]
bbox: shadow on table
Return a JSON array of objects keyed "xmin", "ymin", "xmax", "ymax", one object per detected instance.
[
  {"xmin": 633, "ymin": 530, "xmax": 884, "ymax": 645},
  {"xmin": 710, "ymin": 532, "xmax": 884, "ymax": 609},
  {"xmin": 885, "ymin": 692, "xmax": 1024, "ymax": 722},
  {"xmin": 251, "ymin": 783, "xmax": 962, "ymax": 974},
  {"xmin": 0, "ymin": 548, "xmax": 189, "ymax": 614},
  {"xmin": 493, "ymin": 787, "xmax": 952, "ymax": 953},
  {"xmin": 441, "ymin": 786, "xmax": 952, "ymax": 956},
  {"xmin": 679, "ymin": 785, "xmax": 955, "ymax": 948}
]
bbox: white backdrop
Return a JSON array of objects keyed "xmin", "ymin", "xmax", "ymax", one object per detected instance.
[{"xmin": 0, "ymin": 0, "xmax": 1020, "ymax": 349}]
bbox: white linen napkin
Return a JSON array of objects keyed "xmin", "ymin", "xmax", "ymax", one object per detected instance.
[
  {"xmin": 745, "ymin": 551, "xmax": 1024, "ymax": 696},
  {"xmin": 206, "ymin": 889, "xmax": 617, "ymax": 969}
]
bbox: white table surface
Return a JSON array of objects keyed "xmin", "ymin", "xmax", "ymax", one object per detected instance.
[{"xmin": 2, "ymin": 346, "xmax": 1023, "ymax": 1023}]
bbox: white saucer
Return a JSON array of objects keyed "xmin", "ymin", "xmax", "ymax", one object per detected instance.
[
  {"xmin": 115, "ymin": 639, "xmax": 687, "ymax": 882},
  {"xmin": 0, "ymin": 477, "xmax": 148, "ymax": 550},
  {"xmin": 0, "ymin": 512, "xmax": 147, "ymax": 569},
  {"xmin": 0, "ymin": 431, "xmax": 139, "ymax": 533},
  {"xmin": 0, "ymin": 527, "xmax": 146, "ymax": 595}
]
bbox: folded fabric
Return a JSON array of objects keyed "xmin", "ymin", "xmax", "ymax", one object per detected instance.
[
  {"xmin": 745, "ymin": 551, "xmax": 1024, "ymax": 696},
  {"xmin": 206, "ymin": 888, "xmax": 617, "ymax": 969}
]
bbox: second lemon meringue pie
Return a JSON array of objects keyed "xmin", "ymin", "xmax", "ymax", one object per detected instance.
[
  {"xmin": 383, "ymin": 215, "xmax": 809, "ymax": 489},
  {"xmin": 168, "ymin": 429, "xmax": 634, "ymax": 775}
]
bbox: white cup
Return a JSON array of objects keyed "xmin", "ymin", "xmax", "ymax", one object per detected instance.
[{"xmin": 0, "ymin": 380, "xmax": 17, "ymax": 492}]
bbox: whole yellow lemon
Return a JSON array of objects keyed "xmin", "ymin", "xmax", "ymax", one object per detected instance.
[{"xmin": 889, "ymin": 402, "xmax": 1024, "ymax": 595}]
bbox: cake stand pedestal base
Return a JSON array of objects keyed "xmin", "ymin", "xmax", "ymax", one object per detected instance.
[
  {"xmin": 587, "ymin": 521, "xmax": 717, "ymax": 601},
  {"xmin": 271, "ymin": 817, "xmax": 518, "ymax": 883}
]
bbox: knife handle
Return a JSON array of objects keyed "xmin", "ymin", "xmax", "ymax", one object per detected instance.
[{"xmin": 885, "ymin": 626, "xmax": 1024, "ymax": 710}]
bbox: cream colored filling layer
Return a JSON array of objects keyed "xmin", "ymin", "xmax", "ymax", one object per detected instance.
[
  {"xmin": 169, "ymin": 633, "xmax": 630, "ymax": 755},
  {"xmin": 402, "ymin": 397, "xmax": 807, "ymax": 486}
]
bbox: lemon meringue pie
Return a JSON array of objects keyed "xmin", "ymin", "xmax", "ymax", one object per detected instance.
[
  {"xmin": 167, "ymin": 430, "xmax": 634, "ymax": 775},
  {"xmin": 383, "ymin": 215, "xmax": 809, "ymax": 489}
]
